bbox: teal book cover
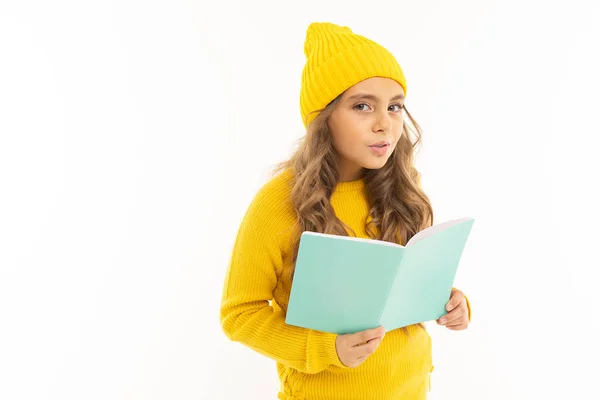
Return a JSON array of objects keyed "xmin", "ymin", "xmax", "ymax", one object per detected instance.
[{"xmin": 285, "ymin": 217, "xmax": 475, "ymax": 334}]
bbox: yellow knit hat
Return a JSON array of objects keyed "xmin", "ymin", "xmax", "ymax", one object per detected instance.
[{"xmin": 300, "ymin": 22, "xmax": 408, "ymax": 128}]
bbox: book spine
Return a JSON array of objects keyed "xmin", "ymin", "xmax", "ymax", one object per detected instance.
[{"xmin": 377, "ymin": 247, "xmax": 405, "ymax": 328}]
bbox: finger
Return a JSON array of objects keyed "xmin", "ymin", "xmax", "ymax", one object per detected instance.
[
  {"xmin": 446, "ymin": 323, "xmax": 467, "ymax": 330},
  {"xmin": 348, "ymin": 326, "xmax": 386, "ymax": 346},
  {"xmin": 446, "ymin": 313, "xmax": 469, "ymax": 327},
  {"xmin": 350, "ymin": 356, "xmax": 368, "ymax": 368},
  {"xmin": 353, "ymin": 334, "xmax": 384, "ymax": 349},
  {"xmin": 356, "ymin": 333, "xmax": 385, "ymax": 346},
  {"xmin": 445, "ymin": 314, "xmax": 468, "ymax": 326},
  {"xmin": 438, "ymin": 306, "xmax": 465, "ymax": 325},
  {"xmin": 354, "ymin": 337, "xmax": 383, "ymax": 359},
  {"xmin": 446, "ymin": 290, "xmax": 465, "ymax": 311},
  {"xmin": 354, "ymin": 335, "xmax": 384, "ymax": 358},
  {"xmin": 446, "ymin": 319, "xmax": 468, "ymax": 328},
  {"xmin": 353, "ymin": 334, "xmax": 384, "ymax": 347}
]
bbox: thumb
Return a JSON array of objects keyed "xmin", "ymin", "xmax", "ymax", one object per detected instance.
[
  {"xmin": 350, "ymin": 327, "xmax": 386, "ymax": 346},
  {"xmin": 446, "ymin": 289, "xmax": 464, "ymax": 311}
]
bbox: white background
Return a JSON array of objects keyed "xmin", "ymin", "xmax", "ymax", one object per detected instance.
[{"xmin": 1, "ymin": 0, "xmax": 599, "ymax": 399}]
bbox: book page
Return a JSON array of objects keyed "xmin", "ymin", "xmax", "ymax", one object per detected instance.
[
  {"xmin": 302, "ymin": 231, "xmax": 402, "ymax": 248},
  {"xmin": 405, "ymin": 217, "xmax": 473, "ymax": 247},
  {"xmin": 380, "ymin": 217, "xmax": 474, "ymax": 330},
  {"xmin": 286, "ymin": 231, "xmax": 403, "ymax": 334}
]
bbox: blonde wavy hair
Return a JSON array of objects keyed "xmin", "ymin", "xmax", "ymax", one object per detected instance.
[{"xmin": 272, "ymin": 92, "xmax": 434, "ymax": 334}]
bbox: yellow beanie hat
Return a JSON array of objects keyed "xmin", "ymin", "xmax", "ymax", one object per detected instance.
[{"xmin": 300, "ymin": 22, "xmax": 408, "ymax": 128}]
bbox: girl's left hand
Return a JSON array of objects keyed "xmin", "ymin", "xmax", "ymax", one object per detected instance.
[{"xmin": 436, "ymin": 288, "xmax": 469, "ymax": 330}]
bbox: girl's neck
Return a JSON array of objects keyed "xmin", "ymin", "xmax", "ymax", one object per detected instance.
[{"xmin": 338, "ymin": 167, "xmax": 366, "ymax": 182}]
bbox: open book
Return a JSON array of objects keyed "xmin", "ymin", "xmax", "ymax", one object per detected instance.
[{"xmin": 285, "ymin": 217, "xmax": 475, "ymax": 334}]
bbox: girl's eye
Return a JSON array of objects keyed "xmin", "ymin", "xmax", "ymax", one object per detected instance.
[
  {"xmin": 353, "ymin": 103, "xmax": 405, "ymax": 112},
  {"xmin": 354, "ymin": 103, "xmax": 370, "ymax": 111}
]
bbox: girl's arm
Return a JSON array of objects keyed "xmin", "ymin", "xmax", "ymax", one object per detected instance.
[{"xmin": 219, "ymin": 187, "xmax": 347, "ymax": 374}]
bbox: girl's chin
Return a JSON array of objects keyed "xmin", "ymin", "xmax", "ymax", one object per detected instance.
[{"xmin": 362, "ymin": 157, "xmax": 392, "ymax": 170}]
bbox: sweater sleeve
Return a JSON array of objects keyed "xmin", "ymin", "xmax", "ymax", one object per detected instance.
[
  {"xmin": 219, "ymin": 187, "xmax": 347, "ymax": 374},
  {"xmin": 465, "ymin": 294, "xmax": 472, "ymax": 322}
]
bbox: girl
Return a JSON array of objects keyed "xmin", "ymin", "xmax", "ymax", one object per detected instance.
[{"xmin": 220, "ymin": 22, "xmax": 472, "ymax": 399}]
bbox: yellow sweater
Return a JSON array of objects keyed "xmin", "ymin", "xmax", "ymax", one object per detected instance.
[{"xmin": 220, "ymin": 168, "xmax": 469, "ymax": 399}]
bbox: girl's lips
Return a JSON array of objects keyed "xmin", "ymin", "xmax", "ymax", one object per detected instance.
[
  {"xmin": 369, "ymin": 143, "xmax": 390, "ymax": 156},
  {"xmin": 370, "ymin": 141, "xmax": 390, "ymax": 147}
]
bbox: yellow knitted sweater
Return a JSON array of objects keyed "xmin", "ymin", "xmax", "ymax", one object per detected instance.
[{"xmin": 220, "ymin": 168, "xmax": 469, "ymax": 399}]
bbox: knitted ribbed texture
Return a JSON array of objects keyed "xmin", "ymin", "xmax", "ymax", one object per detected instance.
[
  {"xmin": 220, "ymin": 168, "xmax": 471, "ymax": 399},
  {"xmin": 300, "ymin": 22, "xmax": 408, "ymax": 128}
]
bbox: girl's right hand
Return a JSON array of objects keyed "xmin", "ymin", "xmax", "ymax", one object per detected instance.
[{"xmin": 335, "ymin": 326, "xmax": 386, "ymax": 368}]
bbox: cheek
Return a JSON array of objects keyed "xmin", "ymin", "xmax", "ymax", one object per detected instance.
[
  {"xmin": 392, "ymin": 121, "xmax": 404, "ymax": 143},
  {"xmin": 332, "ymin": 133, "xmax": 361, "ymax": 156},
  {"xmin": 395, "ymin": 117, "xmax": 404, "ymax": 134},
  {"xmin": 389, "ymin": 134, "xmax": 401, "ymax": 151},
  {"xmin": 330, "ymin": 114, "xmax": 364, "ymax": 151}
]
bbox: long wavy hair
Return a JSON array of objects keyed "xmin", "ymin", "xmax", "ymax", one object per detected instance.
[{"xmin": 272, "ymin": 91, "xmax": 434, "ymax": 334}]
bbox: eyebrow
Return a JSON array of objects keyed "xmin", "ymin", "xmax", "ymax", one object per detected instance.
[{"xmin": 346, "ymin": 93, "xmax": 405, "ymax": 101}]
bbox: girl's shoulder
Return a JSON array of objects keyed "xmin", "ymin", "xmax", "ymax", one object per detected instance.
[
  {"xmin": 244, "ymin": 167, "xmax": 295, "ymax": 225},
  {"xmin": 254, "ymin": 167, "xmax": 295, "ymax": 203}
]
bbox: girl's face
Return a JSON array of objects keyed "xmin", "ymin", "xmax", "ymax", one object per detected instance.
[{"xmin": 328, "ymin": 77, "xmax": 405, "ymax": 182}]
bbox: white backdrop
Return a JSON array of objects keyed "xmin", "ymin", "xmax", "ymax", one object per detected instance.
[{"xmin": 1, "ymin": 0, "xmax": 599, "ymax": 399}]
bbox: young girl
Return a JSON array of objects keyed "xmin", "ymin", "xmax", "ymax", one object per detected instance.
[{"xmin": 220, "ymin": 22, "xmax": 472, "ymax": 399}]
